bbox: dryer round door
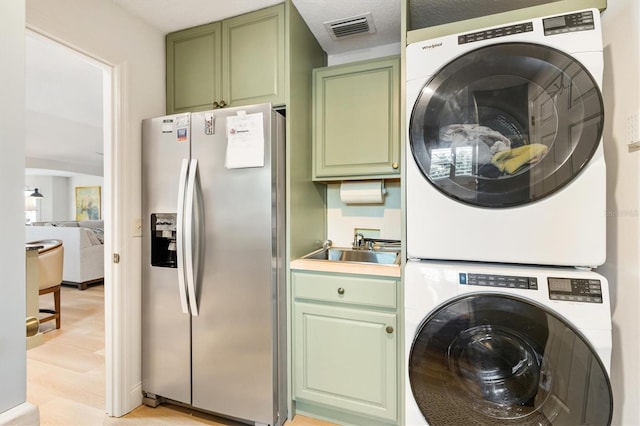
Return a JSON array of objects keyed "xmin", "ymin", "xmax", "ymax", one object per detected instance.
[
  {"xmin": 409, "ymin": 42, "xmax": 604, "ymax": 208},
  {"xmin": 408, "ymin": 294, "xmax": 612, "ymax": 425}
]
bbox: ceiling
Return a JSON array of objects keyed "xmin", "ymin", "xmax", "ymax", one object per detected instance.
[
  {"xmin": 25, "ymin": 33, "xmax": 105, "ymax": 177},
  {"xmin": 25, "ymin": 0, "xmax": 402, "ymax": 178},
  {"xmin": 111, "ymin": 0, "xmax": 402, "ymax": 55}
]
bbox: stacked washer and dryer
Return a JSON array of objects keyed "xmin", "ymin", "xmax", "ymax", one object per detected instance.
[{"xmin": 404, "ymin": 8, "xmax": 613, "ymax": 425}]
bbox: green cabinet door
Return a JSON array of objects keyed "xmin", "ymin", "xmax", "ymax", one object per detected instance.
[
  {"xmin": 294, "ymin": 302, "xmax": 398, "ymax": 422},
  {"xmin": 166, "ymin": 4, "xmax": 285, "ymax": 114},
  {"xmin": 222, "ymin": 5, "xmax": 285, "ymax": 107},
  {"xmin": 166, "ymin": 22, "xmax": 222, "ymax": 113},
  {"xmin": 313, "ymin": 56, "xmax": 400, "ymax": 181}
]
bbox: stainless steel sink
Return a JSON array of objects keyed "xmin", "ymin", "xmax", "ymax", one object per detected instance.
[{"xmin": 302, "ymin": 247, "xmax": 400, "ymax": 265}]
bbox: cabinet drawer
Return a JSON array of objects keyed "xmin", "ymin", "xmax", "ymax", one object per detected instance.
[{"xmin": 292, "ymin": 271, "xmax": 396, "ymax": 309}]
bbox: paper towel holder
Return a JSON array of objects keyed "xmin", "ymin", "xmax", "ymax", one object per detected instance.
[{"xmin": 339, "ymin": 180, "xmax": 387, "ymax": 204}]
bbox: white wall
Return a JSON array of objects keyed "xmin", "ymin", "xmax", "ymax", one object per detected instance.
[
  {"xmin": 25, "ymin": 175, "xmax": 69, "ymax": 221},
  {"xmin": 600, "ymin": 2, "xmax": 640, "ymax": 424},
  {"xmin": 328, "ymin": 41, "xmax": 401, "ymax": 66},
  {"xmin": 326, "ymin": 180, "xmax": 401, "ymax": 247},
  {"xmin": 54, "ymin": 176, "xmax": 71, "ymax": 220},
  {"xmin": 0, "ymin": 0, "xmax": 27, "ymax": 416},
  {"xmin": 26, "ymin": 0, "xmax": 166, "ymax": 416}
]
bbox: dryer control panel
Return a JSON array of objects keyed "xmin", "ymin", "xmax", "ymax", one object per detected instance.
[
  {"xmin": 547, "ymin": 277, "xmax": 603, "ymax": 303},
  {"xmin": 457, "ymin": 22, "xmax": 533, "ymax": 45}
]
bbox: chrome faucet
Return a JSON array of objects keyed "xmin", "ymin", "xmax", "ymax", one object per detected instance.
[{"xmin": 352, "ymin": 232, "xmax": 365, "ymax": 249}]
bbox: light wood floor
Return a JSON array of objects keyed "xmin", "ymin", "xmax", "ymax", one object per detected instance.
[{"xmin": 28, "ymin": 285, "xmax": 336, "ymax": 426}]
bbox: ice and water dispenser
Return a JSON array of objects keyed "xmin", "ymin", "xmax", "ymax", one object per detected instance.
[{"xmin": 150, "ymin": 213, "xmax": 177, "ymax": 268}]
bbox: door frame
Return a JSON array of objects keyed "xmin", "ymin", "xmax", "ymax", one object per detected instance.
[
  {"xmin": 24, "ymin": 29, "xmax": 130, "ymax": 416},
  {"xmin": 103, "ymin": 60, "xmax": 128, "ymax": 416}
]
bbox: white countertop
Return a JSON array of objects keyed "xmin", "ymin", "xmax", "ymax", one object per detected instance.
[{"xmin": 290, "ymin": 258, "xmax": 401, "ymax": 278}]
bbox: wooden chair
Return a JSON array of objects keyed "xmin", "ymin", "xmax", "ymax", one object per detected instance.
[{"xmin": 29, "ymin": 239, "xmax": 64, "ymax": 329}]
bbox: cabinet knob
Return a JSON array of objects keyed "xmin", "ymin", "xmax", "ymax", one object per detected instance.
[
  {"xmin": 337, "ymin": 287, "xmax": 345, "ymax": 295},
  {"xmin": 219, "ymin": 100, "xmax": 227, "ymax": 108},
  {"xmin": 386, "ymin": 326, "xmax": 394, "ymax": 334},
  {"xmin": 212, "ymin": 101, "xmax": 219, "ymax": 108},
  {"xmin": 392, "ymin": 162, "xmax": 399, "ymax": 169}
]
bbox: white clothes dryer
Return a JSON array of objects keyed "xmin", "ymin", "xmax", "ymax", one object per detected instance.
[
  {"xmin": 406, "ymin": 9, "xmax": 606, "ymax": 268},
  {"xmin": 404, "ymin": 260, "xmax": 613, "ymax": 426}
]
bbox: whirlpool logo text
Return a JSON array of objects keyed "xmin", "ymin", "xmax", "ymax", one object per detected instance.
[{"xmin": 421, "ymin": 42, "xmax": 443, "ymax": 50}]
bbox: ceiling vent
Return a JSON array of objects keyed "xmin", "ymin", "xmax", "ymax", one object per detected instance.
[{"xmin": 324, "ymin": 12, "xmax": 376, "ymax": 40}]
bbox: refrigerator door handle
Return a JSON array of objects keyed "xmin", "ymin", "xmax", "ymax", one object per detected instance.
[
  {"xmin": 176, "ymin": 158, "xmax": 190, "ymax": 315},
  {"xmin": 185, "ymin": 158, "xmax": 200, "ymax": 316}
]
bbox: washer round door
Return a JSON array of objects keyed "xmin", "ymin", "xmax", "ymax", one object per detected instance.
[
  {"xmin": 409, "ymin": 42, "xmax": 604, "ymax": 208},
  {"xmin": 408, "ymin": 294, "xmax": 612, "ymax": 425}
]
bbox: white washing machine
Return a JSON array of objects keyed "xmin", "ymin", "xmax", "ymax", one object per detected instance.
[
  {"xmin": 406, "ymin": 9, "xmax": 606, "ymax": 268},
  {"xmin": 404, "ymin": 260, "xmax": 613, "ymax": 425}
]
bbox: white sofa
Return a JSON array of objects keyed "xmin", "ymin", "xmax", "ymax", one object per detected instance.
[{"xmin": 25, "ymin": 221, "xmax": 104, "ymax": 290}]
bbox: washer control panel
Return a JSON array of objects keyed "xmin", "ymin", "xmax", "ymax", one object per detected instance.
[
  {"xmin": 458, "ymin": 273, "xmax": 603, "ymax": 304},
  {"xmin": 548, "ymin": 277, "xmax": 603, "ymax": 303},
  {"xmin": 459, "ymin": 273, "xmax": 538, "ymax": 290},
  {"xmin": 543, "ymin": 10, "xmax": 595, "ymax": 36}
]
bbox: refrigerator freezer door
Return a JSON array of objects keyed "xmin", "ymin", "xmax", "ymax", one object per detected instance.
[
  {"xmin": 189, "ymin": 104, "xmax": 283, "ymax": 424},
  {"xmin": 141, "ymin": 113, "xmax": 192, "ymax": 405}
]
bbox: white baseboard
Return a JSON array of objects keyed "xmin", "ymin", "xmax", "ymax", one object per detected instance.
[
  {"xmin": 127, "ymin": 382, "xmax": 143, "ymax": 415},
  {"xmin": 0, "ymin": 402, "xmax": 39, "ymax": 426}
]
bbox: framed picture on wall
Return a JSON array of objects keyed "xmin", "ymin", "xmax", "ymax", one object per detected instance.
[{"xmin": 75, "ymin": 186, "xmax": 101, "ymax": 220}]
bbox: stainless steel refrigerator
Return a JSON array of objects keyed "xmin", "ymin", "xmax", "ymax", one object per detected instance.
[{"xmin": 141, "ymin": 103, "xmax": 286, "ymax": 425}]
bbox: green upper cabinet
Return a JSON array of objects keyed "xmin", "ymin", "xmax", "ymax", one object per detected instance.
[
  {"xmin": 222, "ymin": 6, "xmax": 285, "ymax": 107},
  {"xmin": 166, "ymin": 22, "xmax": 222, "ymax": 114},
  {"xmin": 312, "ymin": 56, "xmax": 400, "ymax": 181},
  {"xmin": 166, "ymin": 4, "xmax": 285, "ymax": 114}
]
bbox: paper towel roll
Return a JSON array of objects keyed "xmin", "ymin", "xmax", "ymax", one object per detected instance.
[{"xmin": 339, "ymin": 180, "xmax": 386, "ymax": 204}]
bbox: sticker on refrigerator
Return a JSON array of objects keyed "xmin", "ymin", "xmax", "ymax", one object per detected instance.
[
  {"xmin": 175, "ymin": 114, "xmax": 190, "ymax": 128},
  {"xmin": 161, "ymin": 119, "xmax": 173, "ymax": 133},
  {"xmin": 204, "ymin": 112, "xmax": 215, "ymax": 135},
  {"xmin": 225, "ymin": 112, "xmax": 265, "ymax": 169},
  {"xmin": 176, "ymin": 128, "xmax": 188, "ymax": 142}
]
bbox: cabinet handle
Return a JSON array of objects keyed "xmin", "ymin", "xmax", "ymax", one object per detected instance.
[
  {"xmin": 218, "ymin": 100, "xmax": 227, "ymax": 108},
  {"xmin": 386, "ymin": 326, "xmax": 394, "ymax": 334},
  {"xmin": 212, "ymin": 101, "xmax": 219, "ymax": 109},
  {"xmin": 337, "ymin": 287, "xmax": 345, "ymax": 295},
  {"xmin": 392, "ymin": 162, "xmax": 399, "ymax": 169}
]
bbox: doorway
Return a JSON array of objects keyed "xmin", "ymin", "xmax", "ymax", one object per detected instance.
[{"xmin": 24, "ymin": 30, "xmax": 121, "ymax": 417}]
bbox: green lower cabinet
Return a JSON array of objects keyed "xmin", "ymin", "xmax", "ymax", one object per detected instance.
[
  {"xmin": 294, "ymin": 303, "xmax": 398, "ymax": 422},
  {"xmin": 292, "ymin": 271, "xmax": 399, "ymax": 424}
]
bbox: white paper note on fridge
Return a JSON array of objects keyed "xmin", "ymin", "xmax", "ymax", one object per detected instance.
[{"xmin": 225, "ymin": 112, "xmax": 265, "ymax": 169}]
